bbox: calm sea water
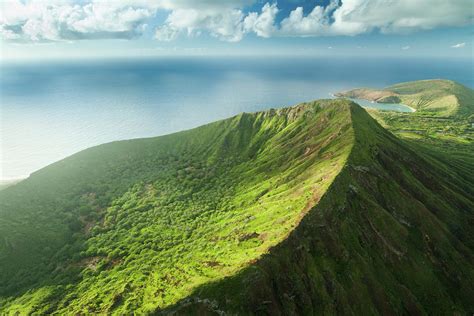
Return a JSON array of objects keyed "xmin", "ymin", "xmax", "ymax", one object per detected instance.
[
  {"xmin": 1, "ymin": 56, "xmax": 472, "ymax": 179},
  {"xmin": 349, "ymin": 98, "xmax": 415, "ymax": 112}
]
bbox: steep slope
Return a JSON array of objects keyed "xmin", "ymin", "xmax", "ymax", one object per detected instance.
[
  {"xmin": 0, "ymin": 100, "xmax": 354, "ymax": 314},
  {"xmin": 335, "ymin": 79, "xmax": 474, "ymax": 116},
  {"xmin": 1, "ymin": 99, "xmax": 473, "ymax": 315},
  {"xmin": 163, "ymin": 104, "xmax": 474, "ymax": 315}
]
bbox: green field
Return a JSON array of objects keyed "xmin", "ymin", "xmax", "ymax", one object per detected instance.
[{"xmin": 1, "ymin": 80, "xmax": 473, "ymax": 314}]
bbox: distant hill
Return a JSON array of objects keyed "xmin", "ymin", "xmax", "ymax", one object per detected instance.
[
  {"xmin": 335, "ymin": 79, "xmax": 474, "ymax": 116},
  {"xmin": 1, "ymin": 99, "xmax": 473, "ymax": 314}
]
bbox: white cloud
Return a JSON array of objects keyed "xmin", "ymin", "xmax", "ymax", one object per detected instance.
[
  {"xmin": 155, "ymin": 2, "xmax": 279, "ymax": 42},
  {"xmin": 451, "ymin": 42, "xmax": 466, "ymax": 48},
  {"xmin": 0, "ymin": 0, "xmax": 255, "ymax": 42},
  {"xmin": 156, "ymin": 7, "xmax": 245, "ymax": 42},
  {"xmin": 280, "ymin": 0, "xmax": 339, "ymax": 36},
  {"xmin": 402, "ymin": 45, "xmax": 410, "ymax": 50},
  {"xmin": 243, "ymin": 3, "xmax": 279, "ymax": 38},
  {"xmin": 345, "ymin": 0, "xmax": 471, "ymax": 34},
  {"xmin": 280, "ymin": 0, "xmax": 473, "ymax": 37},
  {"xmin": 0, "ymin": 0, "xmax": 160, "ymax": 41},
  {"xmin": 1, "ymin": 0, "xmax": 473, "ymax": 43},
  {"xmin": 155, "ymin": 1, "xmax": 280, "ymax": 42}
]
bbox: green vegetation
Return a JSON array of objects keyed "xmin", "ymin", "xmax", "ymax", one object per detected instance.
[
  {"xmin": 1, "ymin": 84, "xmax": 473, "ymax": 314},
  {"xmin": 163, "ymin": 102, "xmax": 474, "ymax": 315},
  {"xmin": 0, "ymin": 100, "xmax": 354, "ymax": 314},
  {"xmin": 367, "ymin": 110, "xmax": 473, "ymax": 171},
  {"xmin": 0, "ymin": 179, "xmax": 22, "ymax": 192},
  {"xmin": 336, "ymin": 79, "xmax": 474, "ymax": 116},
  {"xmin": 338, "ymin": 79, "xmax": 473, "ymax": 199}
]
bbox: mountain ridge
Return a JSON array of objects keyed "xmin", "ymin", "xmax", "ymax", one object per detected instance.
[
  {"xmin": 162, "ymin": 102, "xmax": 474, "ymax": 315},
  {"xmin": 1, "ymin": 99, "xmax": 473, "ymax": 314},
  {"xmin": 0, "ymin": 100, "xmax": 354, "ymax": 313}
]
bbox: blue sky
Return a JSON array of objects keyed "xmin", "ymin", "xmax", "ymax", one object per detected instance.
[{"xmin": 0, "ymin": 0, "xmax": 472, "ymax": 60}]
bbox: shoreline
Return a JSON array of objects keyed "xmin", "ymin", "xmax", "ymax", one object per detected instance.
[{"xmin": 332, "ymin": 94, "xmax": 416, "ymax": 113}]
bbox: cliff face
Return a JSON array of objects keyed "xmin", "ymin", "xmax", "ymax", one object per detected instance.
[{"xmin": 164, "ymin": 104, "xmax": 474, "ymax": 315}]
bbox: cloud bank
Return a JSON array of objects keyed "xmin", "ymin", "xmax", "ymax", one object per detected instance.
[
  {"xmin": 1, "ymin": 0, "xmax": 473, "ymax": 43},
  {"xmin": 0, "ymin": 0, "xmax": 159, "ymax": 41}
]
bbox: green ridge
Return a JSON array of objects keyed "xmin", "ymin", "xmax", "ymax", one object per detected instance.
[
  {"xmin": 163, "ymin": 103, "xmax": 474, "ymax": 315},
  {"xmin": 0, "ymin": 100, "xmax": 354, "ymax": 314},
  {"xmin": 1, "ymin": 98, "xmax": 473, "ymax": 315}
]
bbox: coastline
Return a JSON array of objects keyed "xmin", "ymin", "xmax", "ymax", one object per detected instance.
[{"xmin": 331, "ymin": 93, "xmax": 416, "ymax": 113}]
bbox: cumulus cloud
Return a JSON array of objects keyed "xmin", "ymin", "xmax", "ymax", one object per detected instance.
[
  {"xmin": 401, "ymin": 46, "xmax": 410, "ymax": 50},
  {"xmin": 1, "ymin": 0, "xmax": 473, "ymax": 43},
  {"xmin": 155, "ymin": 2, "xmax": 278, "ymax": 42},
  {"xmin": 0, "ymin": 0, "xmax": 160, "ymax": 42},
  {"xmin": 451, "ymin": 42, "xmax": 466, "ymax": 48},
  {"xmin": 280, "ymin": 0, "xmax": 473, "ymax": 37},
  {"xmin": 155, "ymin": 7, "xmax": 245, "ymax": 42},
  {"xmin": 243, "ymin": 3, "xmax": 279, "ymax": 38},
  {"xmin": 0, "ymin": 0, "xmax": 256, "ymax": 42},
  {"xmin": 155, "ymin": 0, "xmax": 474, "ymax": 41},
  {"xmin": 280, "ymin": 0, "xmax": 339, "ymax": 36}
]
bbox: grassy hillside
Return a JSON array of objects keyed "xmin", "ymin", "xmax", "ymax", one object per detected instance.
[
  {"xmin": 1, "ymin": 99, "xmax": 473, "ymax": 314},
  {"xmin": 0, "ymin": 100, "xmax": 354, "ymax": 314},
  {"xmin": 163, "ymin": 103, "xmax": 474, "ymax": 315},
  {"xmin": 336, "ymin": 79, "xmax": 474, "ymax": 116}
]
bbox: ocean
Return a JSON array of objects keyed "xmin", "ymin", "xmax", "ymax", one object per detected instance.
[{"xmin": 1, "ymin": 56, "xmax": 472, "ymax": 180}]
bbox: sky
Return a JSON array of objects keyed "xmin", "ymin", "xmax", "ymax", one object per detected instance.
[{"xmin": 0, "ymin": 0, "xmax": 473, "ymax": 60}]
